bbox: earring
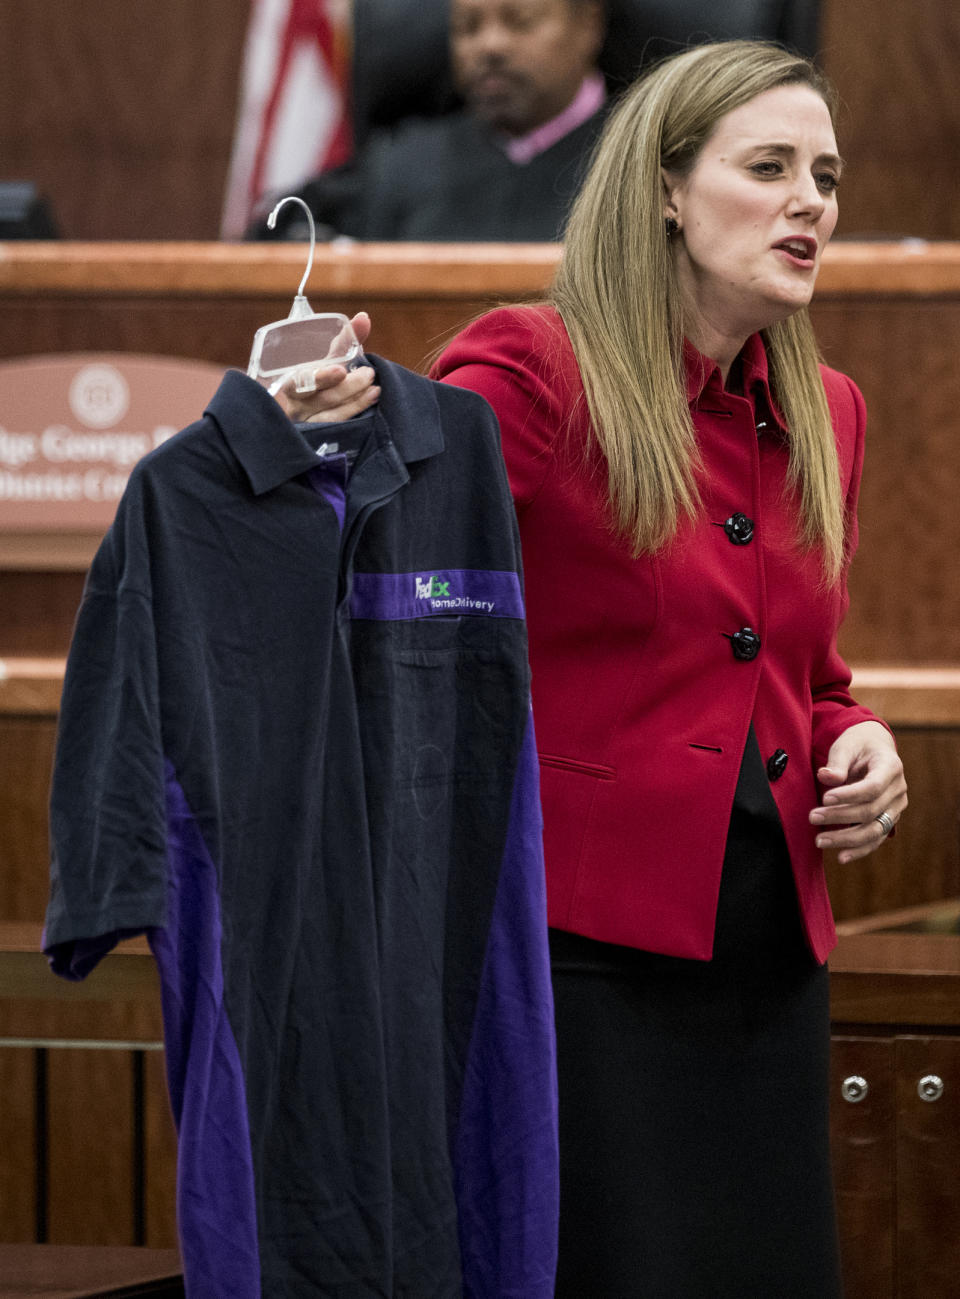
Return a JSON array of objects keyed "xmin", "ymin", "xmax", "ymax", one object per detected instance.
[{"xmin": 665, "ymin": 216, "xmax": 679, "ymax": 237}]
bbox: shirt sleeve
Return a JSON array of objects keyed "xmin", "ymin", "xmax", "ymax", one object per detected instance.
[
  {"xmin": 44, "ymin": 485, "xmax": 169, "ymax": 980},
  {"xmin": 810, "ymin": 369, "xmax": 893, "ymax": 767},
  {"xmin": 431, "ymin": 306, "xmax": 577, "ymax": 513}
]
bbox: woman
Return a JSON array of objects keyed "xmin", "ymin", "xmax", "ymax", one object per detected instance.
[{"xmin": 287, "ymin": 39, "xmax": 907, "ymax": 1298}]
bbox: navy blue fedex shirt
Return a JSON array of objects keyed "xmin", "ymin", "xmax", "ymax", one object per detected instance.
[{"xmin": 44, "ymin": 363, "xmax": 558, "ymax": 1297}]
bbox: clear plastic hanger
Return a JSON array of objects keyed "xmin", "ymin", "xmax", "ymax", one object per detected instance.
[{"xmin": 247, "ymin": 196, "xmax": 365, "ymax": 397}]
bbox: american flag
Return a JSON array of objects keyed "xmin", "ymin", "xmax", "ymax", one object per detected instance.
[{"xmin": 221, "ymin": 0, "xmax": 353, "ymax": 239}]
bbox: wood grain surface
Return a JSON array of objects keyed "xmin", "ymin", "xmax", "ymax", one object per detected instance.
[
  {"xmin": 0, "ymin": 0, "xmax": 248, "ymax": 241},
  {"xmin": 831, "ymin": 1036, "xmax": 896, "ymax": 1299},
  {"xmin": 820, "ymin": 0, "xmax": 960, "ymax": 240},
  {"xmin": 895, "ymin": 1034, "xmax": 960, "ymax": 1299}
]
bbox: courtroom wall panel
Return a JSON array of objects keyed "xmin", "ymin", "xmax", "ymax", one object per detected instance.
[
  {"xmin": 46, "ymin": 1049, "xmax": 136, "ymax": 1244},
  {"xmin": 0, "ymin": 573, "xmax": 85, "ymax": 657},
  {"xmin": 0, "ymin": 990, "xmax": 177, "ymax": 1248},
  {"xmin": 821, "ymin": 0, "xmax": 960, "ymax": 240},
  {"xmin": 0, "ymin": 718, "xmax": 56, "ymax": 921},
  {"xmin": 144, "ymin": 1053, "xmax": 179, "ymax": 1249},
  {"xmin": 0, "ymin": 1048, "xmax": 36, "ymax": 1241},
  {"xmin": 0, "ymin": 0, "xmax": 248, "ymax": 241},
  {"xmin": 813, "ymin": 298, "xmax": 960, "ymax": 664}
]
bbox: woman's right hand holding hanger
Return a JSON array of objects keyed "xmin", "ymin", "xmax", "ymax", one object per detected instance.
[{"xmin": 274, "ymin": 312, "xmax": 378, "ymax": 423}]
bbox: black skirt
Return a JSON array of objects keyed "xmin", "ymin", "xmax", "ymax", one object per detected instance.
[{"xmin": 549, "ymin": 728, "xmax": 841, "ymax": 1299}]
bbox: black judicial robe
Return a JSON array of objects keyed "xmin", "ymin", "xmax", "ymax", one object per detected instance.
[{"xmin": 253, "ymin": 108, "xmax": 607, "ymax": 243}]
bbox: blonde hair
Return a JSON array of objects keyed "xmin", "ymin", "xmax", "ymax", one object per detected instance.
[{"xmin": 550, "ymin": 39, "xmax": 846, "ymax": 581}]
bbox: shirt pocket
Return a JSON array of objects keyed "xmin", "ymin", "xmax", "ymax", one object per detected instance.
[{"xmin": 351, "ymin": 616, "xmax": 530, "ymax": 814}]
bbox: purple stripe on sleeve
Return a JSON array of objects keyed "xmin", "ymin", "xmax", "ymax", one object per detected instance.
[
  {"xmin": 148, "ymin": 764, "xmax": 261, "ymax": 1298},
  {"xmin": 351, "ymin": 569, "xmax": 525, "ymax": 621},
  {"xmin": 453, "ymin": 712, "xmax": 559, "ymax": 1298}
]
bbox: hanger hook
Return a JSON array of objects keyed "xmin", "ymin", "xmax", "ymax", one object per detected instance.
[{"xmin": 267, "ymin": 196, "xmax": 316, "ymax": 298}]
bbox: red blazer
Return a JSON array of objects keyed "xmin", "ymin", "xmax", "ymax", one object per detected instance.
[{"xmin": 433, "ymin": 305, "xmax": 883, "ymax": 963}]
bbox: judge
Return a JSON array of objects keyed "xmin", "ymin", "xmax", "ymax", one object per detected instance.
[{"xmin": 249, "ymin": 0, "xmax": 607, "ymax": 242}]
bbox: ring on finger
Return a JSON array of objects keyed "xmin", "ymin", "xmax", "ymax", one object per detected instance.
[{"xmin": 874, "ymin": 810, "xmax": 895, "ymax": 837}]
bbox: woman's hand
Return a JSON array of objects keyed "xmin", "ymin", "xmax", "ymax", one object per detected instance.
[
  {"xmin": 274, "ymin": 312, "xmax": 378, "ymax": 423},
  {"xmin": 809, "ymin": 721, "xmax": 907, "ymax": 863}
]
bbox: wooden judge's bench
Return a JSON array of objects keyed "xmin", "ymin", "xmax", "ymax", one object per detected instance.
[{"xmin": 1, "ymin": 240, "xmax": 959, "ymax": 1297}]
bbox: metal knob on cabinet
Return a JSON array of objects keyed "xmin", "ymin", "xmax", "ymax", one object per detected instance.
[
  {"xmin": 841, "ymin": 1075, "xmax": 869, "ymax": 1103},
  {"xmin": 918, "ymin": 1074, "xmax": 945, "ymax": 1102}
]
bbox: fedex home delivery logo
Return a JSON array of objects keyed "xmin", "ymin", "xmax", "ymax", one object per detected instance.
[
  {"xmin": 414, "ymin": 573, "xmax": 496, "ymax": 613},
  {"xmin": 415, "ymin": 575, "xmax": 449, "ymax": 599}
]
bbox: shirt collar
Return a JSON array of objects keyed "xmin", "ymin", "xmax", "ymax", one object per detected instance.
[
  {"xmin": 503, "ymin": 72, "xmax": 606, "ymax": 166},
  {"xmin": 206, "ymin": 355, "xmax": 445, "ymax": 496},
  {"xmin": 683, "ymin": 332, "xmax": 787, "ymax": 432}
]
